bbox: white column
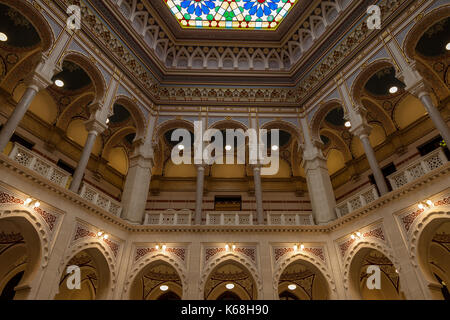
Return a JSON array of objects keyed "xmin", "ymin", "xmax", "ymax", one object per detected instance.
[
  {"xmin": 409, "ymin": 83, "xmax": 450, "ymax": 150},
  {"xmin": 69, "ymin": 119, "xmax": 106, "ymax": 192},
  {"xmin": 0, "ymin": 84, "xmax": 38, "ymax": 151},
  {"xmin": 300, "ymin": 117, "xmax": 337, "ymax": 224},
  {"xmin": 351, "ymin": 124, "xmax": 389, "ymax": 195},
  {"xmin": 121, "ymin": 110, "xmax": 157, "ymax": 224},
  {"xmin": 121, "ymin": 151, "xmax": 153, "ymax": 223},
  {"xmin": 252, "ymin": 165, "xmax": 264, "ymax": 225},
  {"xmin": 194, "ymin": 164, "xmax": 205, "ymax": 225}
]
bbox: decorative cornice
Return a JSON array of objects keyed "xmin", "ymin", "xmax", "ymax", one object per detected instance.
[{"xmin": 1, "ymin": 153, "xmax": 448, "ymax": 234}]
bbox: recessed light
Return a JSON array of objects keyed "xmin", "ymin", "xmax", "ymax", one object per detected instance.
[
  {"xmin": 160, "ymin": 285, "xmax": 169, "ymax": 291},
  {"xmin": 446, "ymin": 42, "xmax": 450, "ymax": 51},
  {"xmin": 389, "ymin": 86, "xmax": 398, "ymax": 94},
  {"xmin": 54, "ymin": 79, "xmax": 64, "ymax": 88},
  {"xmin": 288, "ymin": 284, "xmax": 297, "ymax": 290},
  {"xmin": 351, "ymin": 234, "xmax": 356, "ymax": 240},
  {"xmin": 177, "ymin": 144, "xmax": 184, "ymax": 150},
  {"xmin": 0, "ymin": 32, "xmax": 7, "ymax": 42},
  {"xmin": 418, "ymin": 203, "xmax": 424, "ymax": 209},
  {"xmin": 271, "ymin": 145, "xmax": 279, "ymax": 151},
  {"xmin": 34, "ymin": 201, "xmax": 40, "ymax": 208},
  {"xmin": 103, "ymin": 234, "xmax": 109, "ymax": 240},
  {"xmin": 225, "ymin": 145, "xmax": 232, "ymax": 151},
  {"xmin": 24, "ymin": 198, "xmax": 32, "ymax": 205},
  {"xmin": 426, "ymin": 200, "xmax": 433, "ymax": 206},
  {"xmin": 225, "ymin": 283, "xmax": 235, "ymax": 290},
  {"xmin": 344, "ymin": 121, "xmax": 351, "ymax": 128}
]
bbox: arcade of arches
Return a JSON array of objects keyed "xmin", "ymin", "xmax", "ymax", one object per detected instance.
[{"xmin": 0, "ymin": 0, "xmax": 449, "ymax": 300}]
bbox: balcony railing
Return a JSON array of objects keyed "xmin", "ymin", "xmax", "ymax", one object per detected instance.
[
  {"xmin": 335, "ymin": 184, "xmax": 380, "ymax": 217},
  {"xmin": 8, "ymin": 142, "xmax": 71, "ymax": 188},
  {"xmin": 79, "ymin": 182, "xmax": 122, "ymax": 217},
  {"xmin": 144, "ymin": 209, "xmax": 192, "ymax": 225},
  {"xmin": 267, "ymin": 211, "xmax": 314, "ymax": 225},
  {"xmin": 206, "ymin": 211, "xmax": 253, "ymax": 226},
  {"xmin": 387, "ymin": 148, "xmax": 448, "ymax": 190}
]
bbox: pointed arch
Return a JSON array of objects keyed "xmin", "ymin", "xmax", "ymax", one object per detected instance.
[
  {"xmin": 124, "ymin": 252, "xmax": 188, "ymax": 299},
  {"xmin": 200, "ymin": 252, "xmax": 262, "ymax": 300}
]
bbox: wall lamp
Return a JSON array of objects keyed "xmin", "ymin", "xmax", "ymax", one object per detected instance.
[
  {"xmin": 350, "ymin": 232, "xmax": 362, "ymax": 240},
  {"xmin": 293, "ymin": 244, "xmax": 305, "ymax": 251},
  {"xmin": 97, "ymin": 231, "xmax": 109, "ymax": 240},
  {"xmin": 418, "ymin": 200, "xmax": 433, "ymax": 210},
  {"xmin": 225, "ymin": 244, "xmax": 236, "ymax": 251},
  {"xmin": 24, "ymin": 197, "xmax": 40, "ymax": 208},
  {"xmin": 155, "ymin": 244, "xmax": 167, "ymax": 251}
]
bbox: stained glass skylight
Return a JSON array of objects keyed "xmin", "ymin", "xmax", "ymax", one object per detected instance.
[{"xmin": 164, "ymin": 0, "xmax": 299, "ymax": 30}]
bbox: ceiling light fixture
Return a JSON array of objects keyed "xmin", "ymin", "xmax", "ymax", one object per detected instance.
[
  {"xmin": 225, "ymin": 283, "xmax": 235, "ymax": 290},
  {"xmin": 225, "ymin": 145, "xmax": 232, "ymax": 151},
  {"xmin": 160, "ymin": 285, "xmax": 169, "ymax": 291},
  {"xmin": 54, "ymin": 79, "xmax": 64, "ymax": 88},
  {"xmin": 0, "ymin": 32, "xmax": 7, "ymax": 42},
  {"xmin": 97, "ymin": 231, "xmax": 104, "ymax": 237},
  {"xmin": 33, "ymin": 201, "xmax": 41, "ymax": 208},
  {"xmin": 162, "ymin": 244, "xmax": 167, "ymax": 251},
  {"xmin": 389, "ymin": 86, "xmax": 398, "ymax": 94},
  {"xmin": 24, "ymin": 198, "xmax": 32, "ymax": 205},
  {"xmin": 288, "ymin": 284, "xmax": 297, "ymax": 290},
  {"xmin": 418, "ymin": 200, "xmax": 433, "ymax": 210},
  {"xmin": 155, "ymin": 244, "xmax": 160, "ymax": 250},
  {"xmin": 103, "ymin": 234, "xmax": 109, "ymax": 240},
  {"xmin": 344, "ymin": 121, "xmax": 351, "ymax": 128},
  {"xmin": 225, "ymin": 244, "xmax": 230, "ymax": 251},
  {"xmin": 293, "ymin": 244, "xmax": 298, "ymax": 251},
  {"xmin": 271, "ymin": 145, "xmax": 279, "ymax": 151},
  {"xmin": 106, "ymin": 118, "xmax": 110, "ymax": 125},
  {"xmin": 426, "ymin": 200, "xmax": 433, "ymax": 207},
  {"xmin": 446, "ymin": 42, "xmax": 450, "ymax": 51}
]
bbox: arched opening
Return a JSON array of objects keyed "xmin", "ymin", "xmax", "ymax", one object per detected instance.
[
  {"xmin": 0, "ymin": 216, "xmax": 42, "ymax": 300},
  {"xmin": 349, "ymin": 248, "xmax": 405, "ymax": 300},
  {"xmin": 204, "ymin": 260, "xmax": 256, "ymax": 300},
  {"xmin": 54, "ymin": 247, "xmax": 111, "ymax": 300},
  {"xmin": 278, "ymin": 259, "xmax": 329, "ymax": 300},
  {"xmin": 416, "ymin": 217, "xmax": 450, "ymax": 300},
  {"xmin": 416, "ymin": 17, "xmax": 450, "ymax": 58},
  {"xmin": 129, "ymin": 260, "xmax": 182, "ymax": 300}
]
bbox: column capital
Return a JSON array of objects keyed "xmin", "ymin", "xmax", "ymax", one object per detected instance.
[
  {"xmin": 85, "ymin": 118, "xmax": 107, "ymax": 134},
  {"xmin": 350, "ymin": 123, "xmax": 372, "ymax": 139},
  {"xmin": 195, "ymin": 163, "xmax": 208, "ymax": 171},
  {"xmin": 405, "ymin": 77, "xmax": 430, "ymax": 100}
]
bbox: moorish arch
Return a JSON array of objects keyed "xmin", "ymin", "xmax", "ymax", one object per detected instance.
[
  {"xmin": 54, "ymin": 241, "xmax": 115, "ymax": 300},
  {"xmin": 112, "ymin": 96, "xmax": 147, "ymax": 140},
  {"xmin": 124, "ymin": 252, "xmax": 188, "ymax": 300},
  {"xmin": 345, "ymin": 241, "xmax": 404, "ymax": 300},
  {"xmin": 0, "ymin": 0, "xmax": 53, "ymax": 53},
  {"xmin": 309, "ymin": 99, "xmax": 343, "ymax": 142},
  {"xmin": 153, "ymin": 119, "xmax": 196, "ymax": 176},
  {"xmin": 0, "ymin": 215, "xmax": 43, "ymax": 300},
  {"xmin": 128, "ymin": 259, "xmax": 183, "ymax": 300},
  {"xmin": 59, "ymin": 52, "xmax": 106, "ymax": 104},
  {"xmin": 200, "ymin": 253, "xmax": 262, "ymax": 300},
  {"xmin": 410, "ymin": 210, "xmax": 450, "ymax": 300},
  {"xmin": 403, "ymin": 5, "xmax": 450, "ymax": 62},
  {"xmin": 276, "ymin": 257, "xmax": 331, "ymax": 300}
]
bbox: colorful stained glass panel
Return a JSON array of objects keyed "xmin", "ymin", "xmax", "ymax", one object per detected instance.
[{"xmin": 163, "ymin": 0, "xmax": 299, "ymax": 30}]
